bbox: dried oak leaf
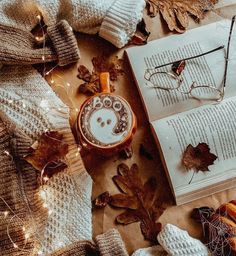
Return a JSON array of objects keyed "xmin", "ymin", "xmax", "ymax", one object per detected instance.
[
  {"xmin": 109, "ymin": 163, "xmax": 166, "ymax": 243},
  {"xmin": 77, "ymin": 56, "xmax": 124, "ymax": 95},
  {"xmin": 146, "ymin": 0, "xmax": 218, "ymax": 33},
  {"xmin": 24, "ymin": 131, "xmax": 69, "ymax": 177}
]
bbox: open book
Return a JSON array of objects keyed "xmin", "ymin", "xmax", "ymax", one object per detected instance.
[{"xmin": 126, "ymin": 19, "xmax": 236, "ymax": 205}]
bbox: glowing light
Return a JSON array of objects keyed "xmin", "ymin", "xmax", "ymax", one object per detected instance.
[
  {"xmin": 22, "ymin": 102, "xmax": 26, "ymax": 108},
  {"xmin": 42, "ymin": 56, "xmax": 45, "ymax": 61},
  {"xmin": 25, "ymin": 233, "xmax": 30, "ymax": 239},
  {"xmin": 4, "ymin": 211, "xmax": 9, "ymax": 218},
  {"xmin": 66, "ymin": 83, "xmax": 71, "ymax": 87},
  {"xmin": 36, "ymin": 15, "xmax": 41, "ymax": 21},
  {"xmin": 43, "ymin": 176, "xmax": 49, "ymax": 182},
  {"xmin": 22, "ymin": 226, "xmax": 26, "ymax": 232},
  {"xmin": 75, "ymin": 108, "xmax": 79, "ymax": 112},
  {"xmin": 50, "ymin": 80, "xmax": 55, "ymax": 84},
  {"xmin": 13, "ymin": 243, "xmax": 18, "ymax": 248}
]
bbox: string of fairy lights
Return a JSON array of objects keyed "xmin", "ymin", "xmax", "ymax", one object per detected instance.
[{"xmin": 0, "ymin": 14, "xmax": 82, "ymax": 255}]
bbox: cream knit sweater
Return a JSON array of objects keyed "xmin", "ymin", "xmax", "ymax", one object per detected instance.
[{"xmin": 0, "ymin": 0, "xmax": 145, "ymax": 48}]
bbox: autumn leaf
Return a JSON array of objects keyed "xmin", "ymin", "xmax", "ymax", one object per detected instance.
[
  {"xmin": 130, "ymin": 19, "xmax": 150, "ymax": 45},
  {"xmin": 182, "ymin": 143, "xmax": 217, "ymax": 183},
  {"xmin": 93, "ymin": 191, "xmax": 111, "ymax": 208},
  {"xmin": 109, "ymin": 163, "xmax": 165, "ymax": 243},
  {"xmin": 146, "ymin": 0, "xmax": 218, "ymax": 33},
  {"xmin": 24, "ymin": 131, "xmax": 68, "ymax": 178},
  {"xmin": 77, "ymin": 56, "xmax": 124, "ymax": 95}
]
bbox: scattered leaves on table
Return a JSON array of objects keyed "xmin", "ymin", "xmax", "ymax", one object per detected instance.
[
  {"xmin": 109, "ymin": 163, "xmax": 166, "ymax": 243},
  {"xmin": 139, "ymin": 144, "xmax": 153, "ymax": 160},
  {"xmin": 192, "ymin": 200, "xmax": 236, "ymax": 256},
  {"xmin": 130, "ymin": 19, "xmax": 150, "ymax": 45},
  {"xmin": 146, "ymin": 0, "xmax": 218, "ymax": 33},
  {"xmin": 182, "ymin": 143, "xmax": 217, "ymax": 183},
  {"xmin": 24, "ymin": 131, "xmax": 68, "ymax": 178},
  {"xmin": 77, "ymin": 55, "xmax": 124, "ymax": 95},
  {"xmin": 93, "ymin": 191, "xmax": 111, "ymax": 209}
]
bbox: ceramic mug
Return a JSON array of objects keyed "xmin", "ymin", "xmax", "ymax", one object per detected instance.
[{"xmin": 75, "ymin": 72, "xmax": 137, "ymax": 155}]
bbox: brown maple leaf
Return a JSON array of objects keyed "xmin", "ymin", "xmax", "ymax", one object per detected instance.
[
  {"xmin": 182, "ymin": 143, "xmax": 217, "ymax": 183},
  {"xmin": 146, "ymin": 0, "xmax": 218, "ymax": 33},
  {"xmin": 24, "ymin": 131, "xmax": 69, "ymax": 178},
  {"xmin": 93, "ymin": 191, "xmax": 111, "ymax": 209},
  {"xmin": 109, "ymin": 163, "xmax": 166, "ymax": 243},
  {"xmin": 77, "ymin": 56, "xmax": 124, "ymax": 95}
]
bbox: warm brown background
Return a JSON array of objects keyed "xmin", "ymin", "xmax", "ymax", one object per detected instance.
[{"xmin": 50, "ymin": 1, "xmax": 236, "ymax": 253}]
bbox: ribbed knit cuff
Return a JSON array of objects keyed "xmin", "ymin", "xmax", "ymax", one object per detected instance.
[
  {"xmin": 47, "ymin": 20, "xmax": 80, "ymax": 66},
  {"xmin": 95, "ymin": 229, "xmax": 128, "ymax": 256},
  {"xmin": 99, "ymin": 0, "xmax": 145, "ymax": 48}
]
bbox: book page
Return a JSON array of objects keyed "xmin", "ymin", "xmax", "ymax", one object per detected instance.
[
  {"xmin": 152, "ymin": 97, "xmax": 236, "ymax": 196},
  {"xmin": 126, "ymin": 19, "xmax": 236, "ymax": 122}
]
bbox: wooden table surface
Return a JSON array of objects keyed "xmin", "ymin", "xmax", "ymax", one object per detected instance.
[{"xmin": 50, "ymin": 3, "xmax": 236, "ymax": 253}]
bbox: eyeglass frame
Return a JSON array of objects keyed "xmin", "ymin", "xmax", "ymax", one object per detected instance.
[{"xmin": 144, "ymin": 15, "xmax": 236, "ymax": 102}]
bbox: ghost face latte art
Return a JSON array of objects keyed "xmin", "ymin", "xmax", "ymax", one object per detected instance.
[{"xmin": 76, "ymin": 73, "xmax": 136, "ymax": 153}]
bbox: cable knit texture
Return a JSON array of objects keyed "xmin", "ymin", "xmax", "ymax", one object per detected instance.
[
  {"xmin": 0, "ymin": 65, "xmax": 92, "ymax": 255},
  {"xmin": 158, "ymin": 224, "xmax": 209, "ymax": 256},
  {"xmin": 0, "ymin": 0, "xmax": 145, "ymax": 48}
]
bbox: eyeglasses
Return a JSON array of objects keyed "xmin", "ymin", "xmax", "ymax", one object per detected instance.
[{"xmin": 144, "ymin": 16, "xmax": 236, "ymax": 102}]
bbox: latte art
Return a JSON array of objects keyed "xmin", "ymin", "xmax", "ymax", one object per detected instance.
[{"xmin": 80, "ymin": 94, "xmax": 133, "ymax": 147}]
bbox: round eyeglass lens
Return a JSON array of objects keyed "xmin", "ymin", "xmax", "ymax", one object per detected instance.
[
  {"xmin": 148, "ymin": 72, "xmax": 181, "ymax": 90},
  {"xmin": 190, "ymin": 86, "xmax": 223, "ymax": 101}
]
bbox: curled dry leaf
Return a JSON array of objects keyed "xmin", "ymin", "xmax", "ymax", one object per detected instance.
[
  {"xmin": 93, "ymin": 191, "xmax": 111, "ymax": 208},
  {"xmin": 77, "ymin": 56, "xmax": 124, "ymax": 95},
  {"xmin": 109, "ymin": 163, "xmax": 166, "ymax": 243},
  {"xmin": 146, "ymin": 0, "xmax": 218, "ymax": 33},
  {"xmin": 24, "ymin": 131, "xmax": 69, "ymax": 178},
  {"xmin": 182, "ymin": 143, "xmax": 217, "ymax": 184},
  {"xmin": 130, "ymin": 19, "xmax": 150, "ymax": 45}
]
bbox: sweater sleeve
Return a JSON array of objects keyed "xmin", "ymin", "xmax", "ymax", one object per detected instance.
[{"xmin": 0, "ymin": 0, "xmax": 145, "ymax": 48}]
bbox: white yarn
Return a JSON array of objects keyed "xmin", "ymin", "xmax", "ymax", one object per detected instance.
[{"xmin": 0, "ymin": 0, "xmax": 145, "ymax": 48}]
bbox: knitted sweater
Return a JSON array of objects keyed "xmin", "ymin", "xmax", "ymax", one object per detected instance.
[{"xmin": 0, "ymin": 0, "xmax": 145, "ymax": 48}]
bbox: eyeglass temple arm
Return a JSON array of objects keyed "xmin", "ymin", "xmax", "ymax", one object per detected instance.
[
  {"xmin": 223, "ymin": 15, "xmax": 236, "ymax": 88},
  {"xmin": 154, "ymin": 45, "xmax": 225, "ymax": 70}
]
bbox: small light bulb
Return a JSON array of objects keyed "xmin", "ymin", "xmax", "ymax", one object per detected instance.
[
  {"xmin": 43, "ymin": 176, "xmax": 49, "ymax": 182},
  {"xmin": 13, "ymin": 243, "xmax": 18, "ymax": 248},
  {"xmin": 22, "ymin": 226, "xmax": 26, "ymax": 232},
  {"xmin": 4, "ymin": 211, "xmax": 9, "ymax": 218},
  {"xmin": 42, "ymin": 56, "xmax": 45, "ymax": 61},
  {"xmin": 25, "ymin": 233, "xmax": 30, "ymax": 239},
  {"xmin": 36, "ymin": 15, "xmax": 41, "ymax": 21},
  {"xmin": 66, "ymin": 83, "xmax": 71, "ymax": 87},
  {"xmin": 50, "ymin": 80, "xmax": 55, "ymax": 84},
  {"xmin": 75, "ymin": 152, "xmax": 79, "ymax": 157},
  {"xmin": 75, "ymin": 108, "xmax": 79, "ymax": 112}
]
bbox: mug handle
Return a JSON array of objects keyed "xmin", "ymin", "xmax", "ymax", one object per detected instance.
[{"xmin": 100, "ymin": 72, "xmax": 110, "ymax": 93}]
